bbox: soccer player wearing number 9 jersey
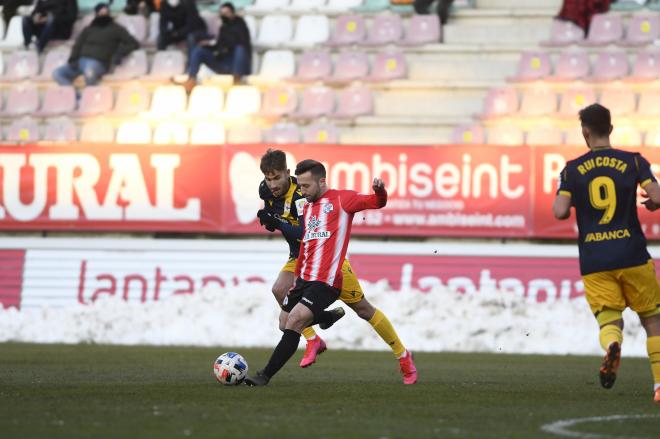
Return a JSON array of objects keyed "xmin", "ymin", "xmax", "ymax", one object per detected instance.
[{"xmin": 553, "ymin": 104, "xmax": 660, "ymax": 403}]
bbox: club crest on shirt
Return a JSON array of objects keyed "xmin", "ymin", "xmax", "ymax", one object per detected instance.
[
  {"xmin": 322, "ymin": 202, "xmax": 334, "ymax": 214},
  {"xmin": 307, "ymin": 215, "xmax": 321, "ymax": 231},
  {"xmin": 304, "ymin": 215, "xmax": 331, "ymax": 241}
]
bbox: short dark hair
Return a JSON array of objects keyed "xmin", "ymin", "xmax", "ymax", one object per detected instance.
[
  {"xmin": 295, "ymin": 159, "xmax": 326, "ymax": 179},
  {"xmin": 220, "ymin": 2, "xmax": 235, "ymax": 12},
  {"xmin": 260, "ymin": 149, "xmax": 287, "ymax": 173},
  {"xmin": 579, "ymin": 103, "xmax": 612, "ymax": 137}
]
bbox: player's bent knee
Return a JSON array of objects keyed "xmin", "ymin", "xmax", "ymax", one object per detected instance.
[
  {"xmin": 596, "ymin": 309, "xmax": 623, "ymax": 327},
  {"xmin": 286, "ymin": 305, "xmax": 313, "ymax": 333}
]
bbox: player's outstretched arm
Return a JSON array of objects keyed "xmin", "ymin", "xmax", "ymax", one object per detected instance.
[
  {"xmin": 642, "ymin": 181, "xmax": 660, "ymax": 212},
  {"xmin": 553, "ymin": 194, "xmax": 571, "ymax": 220},
  {"xmin": 342, "ymin": 178, "xmax": 388, "ymax": 213}
]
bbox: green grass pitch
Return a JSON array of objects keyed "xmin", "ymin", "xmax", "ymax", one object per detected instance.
[{"xmin": 1, "ymin": 343, "xmax": 658, "ymax": 438}]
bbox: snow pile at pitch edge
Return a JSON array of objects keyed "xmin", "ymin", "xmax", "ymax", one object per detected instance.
[{"xmin": 0, "ymin": 282, "xmax": 647, "ymax": 357}]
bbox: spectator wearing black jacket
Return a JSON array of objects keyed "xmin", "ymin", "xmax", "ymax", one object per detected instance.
[
  {"xmin": 158, "ymin": 0, "xmax": 208, "ymax": 54},
  {"xmin": 178, "ymin": 2, "xmax": 251, "ymax": 92},
  {"xmin": 414, "ymin": 0, "xmax": 454, "ymax": 25},
  {"xmin": 2, "ymin": 0, "xmax": 33, "ymax": 28},
  {"xmin": 53, "ymin": 3, "xmax": 139, "ymax": 89},
  {"xmin": 23, "ymin": 0, "xmax": 78, "ymax": 53}
]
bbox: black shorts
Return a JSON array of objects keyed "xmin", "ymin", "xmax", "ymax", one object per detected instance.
[{"xmin": 282, "ymin": 278, "xmax": 340, "ymax": 317}]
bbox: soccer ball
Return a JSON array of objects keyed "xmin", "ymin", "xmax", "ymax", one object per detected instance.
[{"xmin": 213, "ymin": 352, "xmax": 248, "ymax": 385}]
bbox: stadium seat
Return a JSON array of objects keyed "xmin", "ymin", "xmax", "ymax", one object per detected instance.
[
  {"xmin": 638, "ymin": 90, "xmax": 660, "ymax": 117},
  {"xmin": 284, "ymin": 0, "xmax": 326, "ymax": 12},
  {"xmin": 112, "ymin": 85, "xmax": 151, "ymax": 116},
  {"xmin": 115, "ymin": 14, "xmax": 147, "ymax": 43},
  {"xmin": 0, "ymin": 84, "xmax": 39, "ymax": 117},
  {"xmin": 148, "ymin": 50, "xmax": 185, "ymax": 80},
  {"xmin": 73, "ymin": 85, "xmax": 114, "ymax": 117},
  {"xmin": 646, "ymin": 128, "xmax": 660, "ymax": 147},
  {"xmin": 7, "ymin": 117, "xmax": 40, "ymax": 143},
  {"xmin": 149, "ymin": 85, "xmax": 187, "ymax": 117},
  {"xmin": 263, "ymin": 122, "xmax": 300, "ymax": 143},
  {"xmin": 556, "ymin": 87, "xmax": 597, "ymax": 118},
  {"xmin": 34, "ymin": 48, "xmax": 70, "ymax": 82},
  {"xmin": 365, "ymin": 51, "xmax": 407, "ymax": 82},
  {"xmin": 255, "ymin": 15, "xmax": 293, "ymax": 48},
  {"xmin": 625, "ymin": 50, "xmax": 660, "ymax": 82},
  {"xmin": 599, "ymin": 88, "xmax": 637, "ymax": 116},
  {"xmin": 290, "ymin": 15, "xmax": 330, "ymax": 48},
  {"xmin": 105, "ymin": 50, "xmax": 148, "ymax": 81},
  {"xmin": 43, "ymin": 117, "xmax": 77, "ymax": 142},
  {"xmin": 579, "ymin": 13, "xmax": 624, "ymax": 46},
  {"xmin": 260, "ymin": 85, "xmax": 298, "ymax": 117},
  {"xmin": 258, "ymin": 50, "xmax": 296, "ymax": 80},
  {"xmin": 587, "ymin": 51, "xmax": 629, "ymax": 82},
  {"xmin": 508, "ymin": 51, "xmax": 552, "ymax": 82},
  {"xmin": 291, "ymin": 86, "xmax": 335, "ymax": 119},
  {"xmin": 152, "ymin": 121, "xmax": 190, "ymax": 145},
  {"xmin": 451, "ymin": 124, "xmax": 485, "ymax": 144},
  {"xmin": 486, "ymin": 126, "xmax": 524, "ymax": 146},
  {"xmin": 244, "ymin": 15, "xmax": 258, "ymax": 40},
  {"xmin": 363, "ymin": 14, "xmax": 404, "ymax": 46},
  {"xmin": 287, "ymin": 50, "xmax": 332, "ymax": 82},
  {"xmin": 540, "ymin": 19, "xmax": 584, "ymax": 47},
  {"xmin": 302, "ymin": 122, "xmax": 339, "ymax": 143},
  {"xmin": 190, "ymin": 121, "xmax": 226, "ymax": 144},
  {"xmin": 481, "ymin": 87, "xmax": 519, "ymax": 119},
  {"xmin": 319, "ymin": 0, "xmax": 363, "ymax": 13},
  {"xmin": 187, "ymin": 85, "xmax": 224, "ymax": 117},
  {"xmin": 225, "ymin": 86, "xmax": 262, "ymax": 116},
  {"xmin": 36, "ymin": 86, "xmax": 77, "ymax": 117},
  {"xmin": 80, "ymin": 119, "xmax": 115, "ymax": 143},
  {"xmin": 400, "ymin": 15, "xmax": 441, "ymax": 45},
  {"xmin": 0, "ymin": 16, "xmax": 25, "ymax": 48},
  {"xmin": 245, "ymin": 0, "xmax": 289, "ymax": 13},
  {"xmin": 610, "ymin": 125, "xmax": 642, "ymax": 147},
  {"xmin": 333, "ymin": 85, "xmax": 373, "ymax": 119},
  {"xmin": 620, "ymin": 14, "xmax": 659, "ymax": 47},
  {"xmin": 526, "ymin": 125, "xmax": 563, "ymax": 146},
  {"xmin": 227, "ymin": 123, "xmax": 263, "ymax": 143},
  {"xmin": 327, "ymin": 15, "xmax": 367, "ymax": 46},
  {"xmin": 519, "ymin": 88, "xmax": 557, "ymax": 116},
  {"xmin": 549, "ymin": 51, "xmax": 590, "ymax": 82},
  {"xmin": 116, "ymin": 121, "xmax": 152, "ymax": 144},
  {"xmin": 2, "ymin": 51, "xmax": 39, "ymax": 81},
  {"xmin": 326, "ymin": 51, "xmax": 369, "ymax": 84}
]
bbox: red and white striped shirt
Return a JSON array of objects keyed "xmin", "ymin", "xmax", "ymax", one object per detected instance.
[{"xmin": 295, "ymin": 189, "xmax": 387, "ymax": 289}]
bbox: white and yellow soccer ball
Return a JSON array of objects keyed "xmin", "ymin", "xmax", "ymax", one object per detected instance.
[{"xmin": 213, "ymin": 352, "xmax": 248, "ymax": 385}]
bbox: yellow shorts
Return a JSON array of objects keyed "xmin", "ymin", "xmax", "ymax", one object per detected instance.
[
  {"xmin": 582, "ymin": 260, "xmax": 660, "ymax": 319},
  {"xmin": 280, "ymin": 258, "xmax": 364, "ymax": 304}
]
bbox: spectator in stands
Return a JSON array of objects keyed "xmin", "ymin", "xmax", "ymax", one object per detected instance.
[
  {"xmin": 557, "ymin": 0, "xmax": 612, "ymax": 33},
  {"xmin": 123, "ymin": 0, "xmax": 157, "ymax": 17},
  {"xmin": 1, "ymin": 0, "xmax": 32, "ymax": 29},
  {"xmin": 414, "ymin": 0, "xmax": 454, "ymax": 26},
  {"xmin": 157, "ymin": 0, "xmax": 208, "ymax": 54},
  {"xmin": 176, "ymin": 2, "xmax": 251, "ymax": 92},
  {"xmin": 22, "ymin": 0, "xmax": 78, "ymax": 53},
  {"xmin": 52, "ymin": 3, "xmax": 139, "ymax": 91}
]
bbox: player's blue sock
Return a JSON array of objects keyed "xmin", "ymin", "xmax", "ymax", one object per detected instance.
[{"xmin": 262, "ymin": 329, "xmax": 301, "ymax": 378}]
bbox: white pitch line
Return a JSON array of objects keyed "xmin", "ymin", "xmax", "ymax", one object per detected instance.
[{"xmin": 540, "ymin": 414, "xmax": 660, "ymax": 439}]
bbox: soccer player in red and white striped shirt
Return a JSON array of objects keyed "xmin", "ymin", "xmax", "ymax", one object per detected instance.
[{"xmin": 246, "ymin": 159, "xmax": 416, "ymax": 385}]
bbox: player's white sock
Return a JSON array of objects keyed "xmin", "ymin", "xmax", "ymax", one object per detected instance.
[
  {"xmin": 397, "ymin": 350, "xmax": 407, "ymax": 359},
  {"xmin": 654, "ymin": 383, "xmax": 660, "ymax": 391}
]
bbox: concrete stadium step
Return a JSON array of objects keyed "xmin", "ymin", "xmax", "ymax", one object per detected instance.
[
  {"xmin": 340, "ymin": 125, "xmax": 455, "ymax": 145},
  {"xmin": 374, "ymin": 89, "xmax": 484, "ymax": 118},
  {"xmin": 476, "ymin": 0, "xmax": 561, "ymax": 9}
]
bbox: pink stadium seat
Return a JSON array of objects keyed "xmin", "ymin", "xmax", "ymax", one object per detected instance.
[
  {"xmin": 365, "ymin": 51, "xmax": 407, "ymax": 82},
  {"xmin": 579, "ymin": 13, "xmax": 624, "ymax": 46},
  {"xmin": 540, "ymin": 19, "xmax": 584, "ymax": 47},
  {"xmin": 35, "ymin": 48, "xmax": 70, "ymax": 82},
  {"xmin": 451, "ymin": 124, "xmax": 485, "ymax": 144},
  {"xmin": 2, "ymin": 50, "xmax": 39, "ymax": 81},
  {"xmin": 303, "ymin": 122, "xmax": 339, "ymax": 144},
  {"xmin": 264, "ymin": 122, "xmax": 301, "ymax": 144},
  {"xmin": 333, "ymin": 85, "xmax": 373, "ymax": 119},
  {"xmin": 363, "ymin": 14, "xmax": 403, "ymax": 46},
  {"xmin": 620, "ymin": 14, "xmax": 659, "ymax": 47},
  {"xmin": 288, "ymin": 50, "xmax": 332, "ymax": 83},
  {"xmin": 1, "ymin": 84, "xmax": 39, "ymax": 117},
  {"xmin": 36, "ymin": 86, "xmax": 77, "ymax": 117},
  {"xmin": 80, "ymin": 120, "xmax": 115, "ymax": 143},
  {"xmin": 260, "ymin": 85, "xmax": 298, "ymax": 117},
  {"xmin": 481, "ymin": 87, "xmax": 519, "ymax": 119},
  {"xmin": 291, "ymin": 86, "xmax": 335, "ymax": 120},
  {"xmin": 638, "ymin": 90, "xmax": 660, "ymax": 117},
  {"xmin": 148, "ymin": 50, "xmax": 185, "ymax": 80},
  {"xmin": 112, "ymin": 85, "xmax": 151, "ymax": 116},
  {"xmin": 508, "ymin": 51, "xmax": 552, "ymax": 82},
  {"xmin": 486, "ymin": 126, "xmax": 524, "ymax": 146},
  {"xmin": 625, "ymin": 50, "xmax": 660, "ymax": 82},
  {"xmin": 116, "ymin": 14, "xmax": 148, "ymax": 43},
  {"xmin": 519, "ymin": 89, "xmax": 557, "ymax": 116},
  {"xmin": 556, "ymin": 87, "xmax": 597, "ymax": 118},
  {"xmin": 43, "ymin": 117, "xmax": 77, "ymax": 142},
  {"xmin": 326, "ymin": 51, "xmax": 369, "ymax": 84},
  {"xmin": 105, "ymin": 50, "xmax": 148, "ymax": 81},
  {"xmin": 73, "ymin": 85, "xmax": 114, "ymax": 117},
  {"xmin": 548, "ymin": 51, "xmax": 590, "ymax": 81},
  {"xmin": 599, "ymin": 89, "xmax": 636, "ymax": 116},
  {"xmin": 7, "ymin": 117, "xmax": 40, "ymax": 143},
  {"xmin": 327, "ymin": 15, "xmax": 367, "ymax": 46},
  {"xmin": 587, "ymin": 51, "xmax": 629, "ymax": 82},
  {"xmin": 526, "ymin": 126, "xmax": 563, "ymax": 146},
  {"xmin": 400, "ymin": 15, "xmax": 441, "ymax": 45}
]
